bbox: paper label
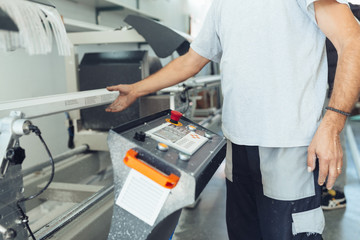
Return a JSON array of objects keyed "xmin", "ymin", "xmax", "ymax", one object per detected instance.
[{"xmin": 116, "ymin": 169, "xmax": 170, "ymax": 226}]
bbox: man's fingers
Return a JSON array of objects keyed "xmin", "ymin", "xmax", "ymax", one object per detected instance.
[
  {"xmin": 105, "ymin": 98, "xmax": 123, "ymax": 112},
  {"xmin": 337, "ymin": 161, "xmax": 343, "ymax": 174},
  {"xmin": 105, "ymin": 104, "xmax": 117, "ymax": 112},
  {"xmin": 307, "ymin": 148, "xmax": 316, "ymax": 172},
  {"xmin": 105, "ymin": 106, "xmax": 116, "ymax": 112},
  {"xmin": 329, "ymin": 152, "xmax": 343, "ymax": 188},
  {"xmin": 326, "ymin": 167, "xmax": 338, "ymax": 190},
  {"xmin": 106, "ymin": 85, "xmax": 119, "ymax": 91},
  {"xmin": 326, "ymin": 157, "xmax": 340, "ymax": 190},
  {"xmin": 106, "ymin": 94, "xmax": 135, "ymax": 113},
  {"xmin": 107, "ymin": 84, "xmax": 131, "ymax": 93},
  {"xmin": 106, "ymin": 102, "xmax": 124, "ymax": 112},
  {"xmin": 318, "ymin": 157, "xmax": 329, "ymax": 186},
  {"xmin": 106, "ymin": 105, "xmax": 123, "ymax": 112}
]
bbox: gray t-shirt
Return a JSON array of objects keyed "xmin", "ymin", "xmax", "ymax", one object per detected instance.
[{"xmin": 191, "ymin": 0, "xmax": 348, "ymax": 147}]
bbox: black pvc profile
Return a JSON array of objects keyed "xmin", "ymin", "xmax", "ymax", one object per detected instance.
[
  {"xmin": 125, "ymin": 15, "xmax": 190, "ymax": 58},
  {"xmin": 28, "ymin": 0, "xmax": 56, "ymax": 8},
  {"xmin": 0, "ymin": 9, "xmax": 18, "ymax": 32}
]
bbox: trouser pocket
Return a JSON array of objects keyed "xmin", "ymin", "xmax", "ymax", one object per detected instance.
[
  {"xmin": 259, "ymin": 146, "xmax": 315, "ymax": 201},
  {"xmin": 292, "ymin": 207, "xmax": 325, "ymax": 236}
]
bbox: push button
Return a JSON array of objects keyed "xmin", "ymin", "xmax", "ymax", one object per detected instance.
[
  {"xmin": 205, "ymin": 132, "xmax": 214, "ymax": 139},
  {"xmin": 134, "ymin": 131, "xmax": 146, "ymax": 142},
  {"xmin": 157, "ymin": 143, "xmax": 169, "ymax": 152},
  {"xmin": 187, "ymin": 125, "xmax": 196, "ymax": 131},
  {"xmin": 170, "ymin": 110, "xmax": 182, "ymax": 124},
  {"xmin": 179, "ymin": 152, "xmax": 190, "ymax": 161}
]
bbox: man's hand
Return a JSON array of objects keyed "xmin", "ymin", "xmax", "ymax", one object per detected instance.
[
  {"xmin": 307, "ymin": 112, "xmax": 345, "ymax": 190},
  {"xmin": 105, "ymin": 84, "xmax": 137, "ymax": 112}
]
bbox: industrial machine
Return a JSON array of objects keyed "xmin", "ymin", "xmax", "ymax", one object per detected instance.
[
  {"xmin": 107, "ymin": 109, "xmax": 226, "ymax": 240},
  {"xmin": 0, "ymin": 77, "xmax": 223, "ymax": 239},
  {"xmin": 0, "ymin": 90, "xmax": 118, "ymax": 240}
]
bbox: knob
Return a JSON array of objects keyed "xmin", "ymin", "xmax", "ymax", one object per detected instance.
[
  {"xmin": 6, "ymin": 147, "xmax": 25, "ymax": 165},
  {"xmin": 134, "ymin": 131, "xmax": 146, "ymax": 142},
  {"xmin": 170, "ymin": 110, "xmax": 183, "ymax": 124},
  {"xmin": 157, "ymin": 143, "xmax": 169, "ymax": 152}
]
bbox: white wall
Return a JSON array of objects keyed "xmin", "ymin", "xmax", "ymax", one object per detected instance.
[
  {"xmin": 0, "ymin": 0, "xmax": 189, "ymax": 170},
  {"xmin": 0, "ymin": 43, "xmax": 69, "ymax": 170},
  {"xmin": 140, "ymin": 0, "xmax": 189, "ymax": 31},
  {"xmin": 0, "ymin": 46, "xmax": 66, "ymax": 101},
  {"xmin": 185, "ymin": 0, "xmax": 213, "ymax": 37}
]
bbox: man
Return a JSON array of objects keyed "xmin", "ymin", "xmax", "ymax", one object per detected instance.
[{"xmin": 106, "ymin": 0, "xmax": 360, "ymax": 239}]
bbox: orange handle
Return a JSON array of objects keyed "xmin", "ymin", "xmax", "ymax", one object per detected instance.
[{"xmin": 124, "ymin": 149, "xmax": 180, "ymax": 189}]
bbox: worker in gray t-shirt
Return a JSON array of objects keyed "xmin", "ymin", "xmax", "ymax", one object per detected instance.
[{"xmin": 106, "ymin": 0, "xmax": 360, "ymax": 239}]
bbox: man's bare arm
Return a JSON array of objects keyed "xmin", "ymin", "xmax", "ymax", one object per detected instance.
[
  {"xmin": 106, "ymin": 48, "xmax": 210, "ymax": 112},
  {"xmin": 308, "ymin": 0, "xmax": 360, "ymax": 189}
]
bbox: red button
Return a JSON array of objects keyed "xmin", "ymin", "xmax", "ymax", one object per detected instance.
[{"xmin": 170, "ymin": 110, "xmax": 183, "ymax": 123}]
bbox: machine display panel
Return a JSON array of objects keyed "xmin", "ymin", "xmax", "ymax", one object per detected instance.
[{"xmin": 146, "ymin": 123, "xmax": 208, "ymax": 155}]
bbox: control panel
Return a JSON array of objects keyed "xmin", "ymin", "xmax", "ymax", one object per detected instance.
[
  {"xmin": 146, "ymin": 117, "xmax": 208, "ymax": 156},
  {"xmin": 110, "ymin": 109, "xmax": 226, "ymax": 198}
]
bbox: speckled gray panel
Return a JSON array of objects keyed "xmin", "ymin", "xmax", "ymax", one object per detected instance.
[
  {"xmin": 0, "ymin": 164, "xmax": 27, "ymax": 240},
  {"xmin": 107, "ymin": 131, "xmax": 195, "ymax": 240},
  {"xmin": 107, "ymin": 110, "xmax": 226, "ymax": 240}
]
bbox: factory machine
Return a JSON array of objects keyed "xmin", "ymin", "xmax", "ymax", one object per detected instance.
[
  {"xmin": 107, "ymin": 109, "xmax": 226, "ymax": 240},
  {"xmin": 0, "ymin": 89, "xmax": 119, "ymax": 240},
  {"xmin": 0, "ymin": 2, "xmax": 224, "ymax": 239},
  {"xmin": 0, "ymin": 80, "xmax": 223, "ymax": 240}
]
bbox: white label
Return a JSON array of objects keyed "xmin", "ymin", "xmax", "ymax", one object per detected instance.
[{"xmin": 116, "ymin": 169, "xmax": 170, "ymax": 226}]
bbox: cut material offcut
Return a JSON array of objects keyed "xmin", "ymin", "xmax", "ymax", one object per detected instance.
[{"xmin": 0, "ymin": 0, "xmax": 71, "ymax": 55}]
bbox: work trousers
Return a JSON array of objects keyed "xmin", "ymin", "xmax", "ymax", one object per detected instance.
[{"xmin": 225, "ymin": 142, "xmax": 324, "ymax": 240}]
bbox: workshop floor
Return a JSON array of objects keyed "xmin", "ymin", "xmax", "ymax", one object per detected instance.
[{"xmin": 172, "ymin": 121, "xmax": 360, "ymax": 240}]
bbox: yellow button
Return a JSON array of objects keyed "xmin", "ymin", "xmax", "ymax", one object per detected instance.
[
  {"xmin": 157, "ymin": 143, "xmax": 169, "ymax": 152},
  {"xmin": 188, "ymin": 125, "xmax": 196, "ymax": 131}
]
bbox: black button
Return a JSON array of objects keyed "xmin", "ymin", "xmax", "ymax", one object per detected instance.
[{"xmin": 134, "ymin": 131, "xmax": 146, "ymax": 142}]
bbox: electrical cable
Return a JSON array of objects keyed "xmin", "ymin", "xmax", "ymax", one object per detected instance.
[
  {"xmin": 65, "ymin": 112, "xmax": 75, "ymax": 149},
  {"xmin": 16, "ymin": 124, "xmax": 55, "ymax": 240},
  {"xmin": 180, "ymin": 85, "xmax": 193, "ymax": 114}
]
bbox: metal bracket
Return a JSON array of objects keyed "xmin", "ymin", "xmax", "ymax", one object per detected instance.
[
  {"xmin": 95, "ymin": 6, "xmax": 124, "ymax": 25},
  {"xmin": 0, "ymin": 111, "xmax": 31, "ymax": 178}
]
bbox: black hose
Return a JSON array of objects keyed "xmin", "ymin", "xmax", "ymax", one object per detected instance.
[{"xmin": 16, "ymin": 124, "xmax": 55, "ymax": 240}]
